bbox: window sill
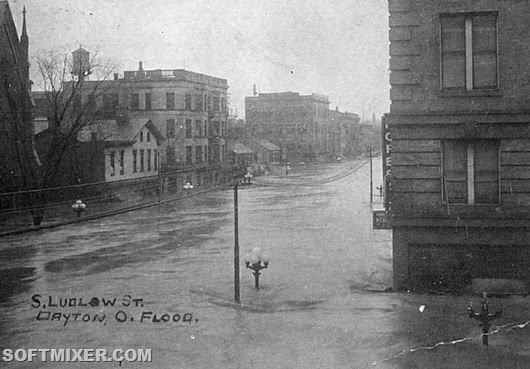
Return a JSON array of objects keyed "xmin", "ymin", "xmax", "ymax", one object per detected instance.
[
  {"xmin": 442, "ymin": 202, "xmax": 500, "ymax": 207},
  {"xmin": 439, "ymin": 89, "xmax": 503, "ymax": 98}
]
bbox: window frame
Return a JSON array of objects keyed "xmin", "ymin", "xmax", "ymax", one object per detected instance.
[
  {"xmin": 110, "ymin": 150, "xmax": 116, "ymax": 176},
  {"xmin": 147, "ymin": 149, "xmax": 152, "ymax": 171},
  {"xmin": 145, "ymin": 93, "xmax": 152, "ymax": 110},
  {"xmin": 439, "ymin": 12, "xmax": 499, "ymax": 92},
  {"xmin": 166, "ymin": 92, "xmax": 175, "ymax": 110},
  {"xmin": 130, "ymin": 93, "xmax": 139, "ymax": 110},
  {"xmin": 441, "ymin": 139, "xmax": 501, "ymax": 205},
  {"xmin": 166, "ymin": 119, "xmax": 176, "ymax": 138},
  {"xmin": 119, "ymin": 150, "xmax": 125, "ymax": 175}
]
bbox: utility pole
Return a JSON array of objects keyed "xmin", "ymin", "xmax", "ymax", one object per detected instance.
[
  {"xmin": 234, "ymin": 184, "xmax": 240, "ymax": 303},
  {"xmin": 370, "ymin": 147, "xmax": 373, "ymax": 203}
]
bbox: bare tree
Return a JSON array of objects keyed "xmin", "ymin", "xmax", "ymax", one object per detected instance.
[{"xmin": 1, "ymin": 48, "xmax": 118, "ymax": 225}]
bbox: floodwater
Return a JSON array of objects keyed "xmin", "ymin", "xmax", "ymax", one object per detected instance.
[{"xmin": 1, "ymin": 159, "xmax": 529, "ymax": 369}]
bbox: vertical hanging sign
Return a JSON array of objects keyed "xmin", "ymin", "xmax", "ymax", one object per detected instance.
[{"xmin": 382, "ymin": 116, "xmax": 392, "ymax": 178}]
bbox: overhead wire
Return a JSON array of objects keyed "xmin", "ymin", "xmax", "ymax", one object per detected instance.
[{"xmin": 0, "ymin": 159, "xmax": 369, "ymax": 236}]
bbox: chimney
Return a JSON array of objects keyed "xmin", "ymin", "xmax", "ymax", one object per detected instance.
[
  {"xmin": 336, "ymin": 106, "xmax": 339, "ymax": 112},
  {"xmin": 138, "ymin": 61, "xmax": 143, "ymax": 71},
  {"xmin": 114, "ymin": 73, "xmax": 119, "ymax": 81}
]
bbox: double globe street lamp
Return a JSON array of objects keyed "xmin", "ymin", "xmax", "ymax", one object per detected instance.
[
  {"xmin": 468, "ymin": 293, "xmax": 503, "ymax": 346},
  {"xmin": 243, "ymin": 247, "xmax": 270, "ymax": 290},
  {"xmin": 183, "ymin": 182, "xmax": 194, "ymax": 194},
  {"xmin": 244, "ymin": 172, "xmax": 253, "ymax": 185},
  {"xmin": 72, "ymin": 199, "xmax": 86, "ymax": 217}
]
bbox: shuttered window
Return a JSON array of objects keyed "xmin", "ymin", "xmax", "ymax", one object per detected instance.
[
  {"xmin": 442, "ymin": 140, "xmax": 499, "ymax": 204},
  {"xmin": 441, "ymin": 13, "xmax": 497, "ymax": 90}
]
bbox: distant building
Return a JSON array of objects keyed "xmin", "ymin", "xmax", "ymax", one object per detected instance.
[
  {"xmin": 243, "ymin": 139, "xmax": 281, "ymax": 165},
  {"xmin": 57, "ymin": 58, "xmax": 230, "ymax": 186},
  {"xmin": 81, "ymin": 119, "xmax": 164, "ymax": 182},
  {"xmin": 329, "ymin": 107, "xmax": 361, "ymax": 157},
  {"xmin": 0, "ymin": 3, "xmax": 34, "ymax": 191},
  {"xmin": 119, "ymin": 62, "xmax": 229, "ymax": 172},
  {"xmin": 245, "ymin": 92, "xmax": 330, "ymax": 162},
  {"xmin": 229, "ymin": 142, "xmax": 257, "ymax": 167},
  {"xmin": 385, "ymin": 0, "xmax": 530, "ymax": 294}
]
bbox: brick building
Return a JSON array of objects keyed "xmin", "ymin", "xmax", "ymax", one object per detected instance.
[
  {"xmin": 329, "ymin": 107, "xmax": 361, "ymax": 157},
  {"xmin": 72, "ymin": 59, "xmax": 230, "ymax": 186},
  {"xmin": 245, "ymin": 92, "xmax": 330, "ymax": 162},
  {"xmin": 385, "ymin": 0, "xmax": 530, "ymax": 293}
]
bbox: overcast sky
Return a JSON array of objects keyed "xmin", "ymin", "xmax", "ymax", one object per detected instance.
[{"xmin": 10, "ymin": 0, "xmax": 390, "ymax": 120}]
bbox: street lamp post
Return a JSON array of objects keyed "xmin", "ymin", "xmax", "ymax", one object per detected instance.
[
  {"xmin": 243, "ymin": 247, "xmax": 270, "ymax": 290},
  {"xmin": 71, "ymin": 199, "xmax": 86, "ymax": 218},
  {"xmin": 233, "ymin": 183, "xmax": 240, "ymax": 303},
  {"xmin": 468, "ymin": 293, "xmax": 503, "ymax": 346}
]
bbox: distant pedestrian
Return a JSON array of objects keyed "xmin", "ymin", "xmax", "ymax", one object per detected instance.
[{"xmin": 285, "ymin": 165, "xmax": 290, "ymax": 175}]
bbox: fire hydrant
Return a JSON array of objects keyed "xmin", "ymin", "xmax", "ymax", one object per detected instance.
[{"xmin": 468, "ymin": 293, "xmax": 502, "ymax": 346}]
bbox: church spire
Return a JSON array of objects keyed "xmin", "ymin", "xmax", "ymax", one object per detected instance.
[
  {"xmin": 20, "ymin": 6, "xmax": 29, "ymax": 81},
  {"xmin": 22, "ymin": 6, "xmax": 28, "ymax": 38}
]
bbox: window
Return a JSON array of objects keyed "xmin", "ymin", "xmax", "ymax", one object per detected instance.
[
  {"xmin": 147, "ymin": 132, "xmax": 151, "ymax": 142},
  {"xmin": 119, "ymin": 150, "xmax": 124, "ymax": 175},
  {"xmin": 133, "ymin": 150, "xmax": 137, "ymax": 173},
  {"xmin": 195, "ymin": 94, "xmax": 203, "ymax": 111},
  {"xmin": 185, "ymin": 119, "xmax": 192, "ymax": 138},
  {"xmin": 166, "ymin": 92, "xmax": 175, "ymax": 109},
  {"xmin": 147, "ymin": 149, "xmax": 151, "ymax": 171},
  {"xmin": 140, "ymin": 131, "xmax": 144, "ymax": 142},
  {"xmin": 213, "ymin": 121, "xmax": 220, "ymax": 136},
  {"xmin": 73, "ymin": 95, "xmax": 82, "ymax": 112},
  {"xmin": 166, "ymin": 119, "xmax": 175, "ymax": 138},
  {"xmin": 196, "ymin": 146, "xmax": 203, "ymax": 164},
  {"xmin": 167, "ymin": 146, "xmax": 175, "ymax": 165},
  {"xmin": 195, "ymin": 120, "xmax": 203, "ymax": 137},
  {"xmin": 186, "ymin": 146, "xmax": 193, "ymax": 165},
  {"xmin": 185, "ymin": 93, "xmax": 192, "ymax": 110},
  {"xmin": 145, "ymin": 93, "xmax": 151, "ymax": 110},
  {"xmin": 140, "ymin": 149, "xmax": 145, "ymax": 172},
  {"xmin": 440, "ymin": 13, "xmax": 497, "ymax": 90},
  {"xmin": 110, "ymin": 151, "xmax": 116, "ymax": 176},
  {"xmin": 103, "ymin": 94, "xmax": 119, "ymax": 110},
  {"xmin": 154, "ymin": 149, "xmax": 158, "ymax": 171},
  {"xmin": 442, "ymin": 140, "xmax": 499, "ymax": 204},
  {"xmin": 213, "ymin": 96, "xmax": 220, "ymax": 112},
  {"xmin": 130, "ymin": 93, "xmax": 139, "ymax": 109}
]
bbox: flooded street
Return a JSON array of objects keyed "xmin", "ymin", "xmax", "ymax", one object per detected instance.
[{"xmin": 1, "ymin": 159, "xmax": 529, "ymax": 369}]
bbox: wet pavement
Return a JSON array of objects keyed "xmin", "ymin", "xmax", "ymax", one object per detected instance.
[{"xmin": 1, "ymin": 159, "xmax": 529, "ymax": 368}]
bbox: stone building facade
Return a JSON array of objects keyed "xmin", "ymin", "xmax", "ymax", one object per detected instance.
[
  {"xmin": 385, "ymin": 0, "xmax": 530, "ymax": 293},
  {"xmin": 329, "ymin": 108, "xmax": 361, "ymax": 157},
  {"xmin": 74, "ymin": 61, "xmax": 230, "ymax": 186},
  {"xmin": 245, "ymin": 92, "xmax": 330, "ymax": 162}
]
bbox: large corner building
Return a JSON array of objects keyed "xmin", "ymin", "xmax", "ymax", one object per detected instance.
[{"xmin": 385, "ymin": 0, "xmax": 530, "ymax": 293}]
